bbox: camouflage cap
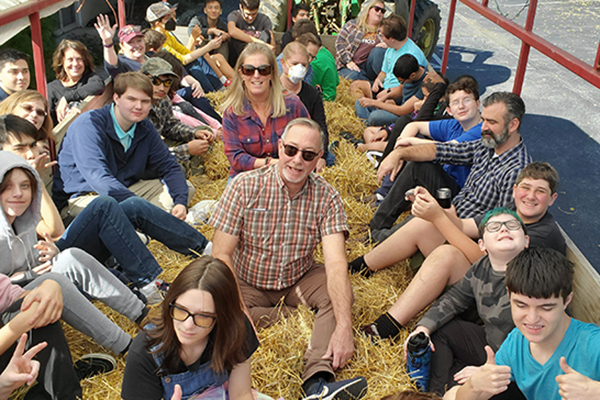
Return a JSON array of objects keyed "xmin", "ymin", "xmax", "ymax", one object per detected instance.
[
  {"xmin": 146, "ymin": 2, "xmax": 178, "ymax": 23},
  {"xmin": 140, "ymin": 57, "xmax": 177, "ymax": 77}
]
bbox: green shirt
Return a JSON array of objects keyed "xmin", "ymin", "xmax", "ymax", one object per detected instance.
[{"xmin": 311, "ymin": 46, "xmax": 339, "ymax": 102}]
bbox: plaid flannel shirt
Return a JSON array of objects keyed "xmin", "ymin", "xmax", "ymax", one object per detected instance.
[
  {"xmin": 209, "ymin": 165, "xmax": 348, "ymax": 291},
  {"xmin": 434, "ymin": 138, "xmax": 532, "ymax": 218},
  {"xmin": 222, "ymin": 94, "xmax": 309, "ymax": 177},
  {"xmin": 334, "ymin": 19, "xmax": 383, "ymax": 70}
]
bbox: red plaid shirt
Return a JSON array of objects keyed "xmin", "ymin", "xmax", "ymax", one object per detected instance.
[
  {"xmin": 222, "ymin": 94, "xmax": 309, "ymax": 177},
  {"xmin": 209, "ymin": 165, "xmax": 348, "ymax": 290}
]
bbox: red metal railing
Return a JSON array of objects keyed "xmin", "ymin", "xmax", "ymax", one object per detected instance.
[{"xmin": 441, "ymin": 0, "xmax": 600, "ymax": 94}]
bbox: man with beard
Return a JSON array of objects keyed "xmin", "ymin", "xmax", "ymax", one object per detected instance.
[{"xmin": 368, "ymin": 91, "xmax": 531, "ymax": 242}]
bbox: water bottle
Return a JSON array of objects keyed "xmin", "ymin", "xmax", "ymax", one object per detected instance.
[{"xmin": 406, "ymin": 332, "xmax": 432, "ymax": 392}]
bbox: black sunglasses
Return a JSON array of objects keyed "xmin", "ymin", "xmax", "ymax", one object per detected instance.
[
  {"xmin": 282, "ymin": 142, "xmax": 320, "ymax": 161},
  {"xmin": 169, "ymin": 303, "xmax": 216, "ymax": 328},
  {"xmin": 150, "ymin": 76, "xmax": 174, "ymax": 87},
  {"xmin": 240, "ymin": 64, "xmax": 272, "ymax": 76},
  {"xmin": 19, "ymin": 103, "xmax": 47, "ymax": 117},
  {"xmin": 371, "ymin": 6, "xmax": 385, "ymax": 13}
]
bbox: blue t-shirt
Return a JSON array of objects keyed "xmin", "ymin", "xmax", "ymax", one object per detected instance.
[
  {"xmin": 429, "ymin": 119, "xmax": 482, "ymax": 187},
  {"xmin": 381, "ymin": 39, "xmax": 427, "ymax": 89},
  {"xmin": 496, "ymin": 318, "xmax": 600, "ymax": 400}
]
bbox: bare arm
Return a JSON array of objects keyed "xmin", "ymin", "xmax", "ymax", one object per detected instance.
[
  {"xmin": 376, "ymin": 143, "xmax": 437, "ymax": 183},
  {"xmin": 94, "ymin": 15, "xmax": 118, "ymax": 67},
  {"xmin": 396, "ymin": 121, "xmax": 432, "ymax": 143},
  {"xmin": 36, "ymin": 186, "xmax": 64, "ymax": 241},
  {"xmin": 211, "ymin": 229, "xmax": 239, "ymax": 276},
  {"xmin": 321, "ymin": 232, "xmax": 354, "ymax": 370},
  {"xmin": 359, "ymin": 95, "xmax": 419, "ymax": 117},
  {"xmin": 182, "ymin": 36, "xmax": 223, "ymax": 65},
  {"xmin": 228, "ymin": 359, "xmax": 254, "ymax": 400},
  {"xmin": 228, "ymin": 21, "xmax": 258, "ymax": 44}
]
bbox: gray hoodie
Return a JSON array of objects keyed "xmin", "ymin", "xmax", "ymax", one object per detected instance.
[{"xmin": 0, "ymin": 151, "xmax": 43, "ymax": 277}]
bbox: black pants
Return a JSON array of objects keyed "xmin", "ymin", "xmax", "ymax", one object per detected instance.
[
  {"xmin": 0, "ymin": 299, "xmax": 80, "ymax": 400},
  {"xmin": 369, "ymin": 161, "xmax": 461, "ymax": 242}
]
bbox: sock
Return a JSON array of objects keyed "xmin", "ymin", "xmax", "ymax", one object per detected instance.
[
  {"xmin": 349, "ymin": 256, "xmax": 374, "ymax": 277},
  {"xmin": 120, "ymin": 337, "xmax": 133, "ymax": 355},
  {"xmin": 302, "ymin": 371, "xmax": 334, "ymax": 394},
  {"xmin": 219, "ymin": 75, "xmax": 227, "ymax": 84},
  {"xmin": 372, "ymin": 312, "xmax": 402, "ymax": 339}
]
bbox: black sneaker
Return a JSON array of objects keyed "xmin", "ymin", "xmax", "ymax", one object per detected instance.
[
  {"xmin": 303, "ymin": 377, "xmax": 368, "ymax": 400},
  {"xmin": 74, "ymin": 353, "xmax": 116, "ymax": 380},
  {"xmin": 339, "ymin": 131, "xmax": 365, "ymax": 148}
]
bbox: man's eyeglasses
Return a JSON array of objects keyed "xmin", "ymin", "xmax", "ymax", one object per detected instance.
[
  {"xmin": 150, "ymin": 76, "xmax": 174, "ymax": 87},
  {"xmin": 19, "ymin": 103, "xmax": 47, "ymax": 117},
  {"xmin": 371, "ymin": 6, "xmax": 386, "ymax": 13},
  {"xmin": 282, "ymin": 142, "xmax": 320, "ymax": 161},
  {"xmin": 169, "ymin": 303, "xmax": 216, "ymax": 328},
  {"xmin": 484, "ymin": 220, "xmax": 522, "ymax": 233},
  {"xmin": 240, "ymin": 64, "xmax": 272, "ymax": 76}
]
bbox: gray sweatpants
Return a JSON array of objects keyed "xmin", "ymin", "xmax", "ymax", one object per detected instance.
[{"xmin": 24, "ymin": 248, "xmax": 144, "ymax": 354}]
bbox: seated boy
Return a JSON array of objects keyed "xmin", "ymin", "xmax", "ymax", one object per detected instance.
[
  {"xmin": 301, "ymin": 32, "xmax": 339, "ymax": 101},
  {"xmin": 355, "ymin": 53, "xmax": 425, "ymax": 126},
  {"xmin": 446, "ymin": 247, "xmax": 600, "ymax": 400},
  {"xmin": 280, "ymin": 2, "xmax": 311, "ymax": 50},
  {"xmin": 227, "ymin": 0, "xmax": 274, "ymax": 65},
  {"xmin": 187, "ymin": 0, "xmax": 230, "ymax": 60}
]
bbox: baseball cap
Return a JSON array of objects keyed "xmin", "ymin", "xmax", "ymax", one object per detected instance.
[
  {"xmin": 140, "ymin": 58, "xmax": 178, "ymax": 77},
  {"xmin": 118, "ymin": 25, "xmax": 144, "ymax": 43},
  {"xmin": 146, "ymin": 2, "xmax": 178, "ymax": 23}
]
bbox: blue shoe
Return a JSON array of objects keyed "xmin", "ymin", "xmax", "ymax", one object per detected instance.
[{"xmin": 303, "ymin": 377, "xmax": 367, "ymax": 400}]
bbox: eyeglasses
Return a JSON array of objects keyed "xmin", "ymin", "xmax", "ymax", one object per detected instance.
[
  {"xmin": 282, "ymin": 142, "xmax": 320, "ymax": 161},
  {"xmin": 150, "ymin": 76, "xmax": 174, "ymax": 87},
  {"xmin": 371, "ymin": 6, "xmax": 386, "ymax": 13},
  {"xmin": 169, "ymin": 303, "xmax": 216, "ymax": 328},
  {"xmin": 450, "ymin": 97, "xmax": 474, "ymax": 108},
  {"xmin": 484, "ymin": 220, "xmax": 522, "ymax": 233},
  {"xmin": 240, "ymin": 64, "xmax": 272, "ymax": 76},
  {"xmin": 19, "ymin": 103, "xmax": 47, "ymax": 117}
]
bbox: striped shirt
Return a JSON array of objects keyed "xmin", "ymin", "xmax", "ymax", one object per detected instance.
[
  {"xmin": 434, "ymin": 138, "xmax": 531, "ymax": 218},
  {"xmin": 209, "ymin": 165, "xmax": 348, "ymax": 291}
]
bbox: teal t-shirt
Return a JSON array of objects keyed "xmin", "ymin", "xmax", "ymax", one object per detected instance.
[
  {"xmin": 310, "ymin": 46, "xmax": 339, "ymax": 101},
  {"xmin": 381, "ymin": 38, "xmax": 427, "ymax": 89},
  {"xmin": 496, "ymin": 318, "xmax": 600, "ymax": 400}
]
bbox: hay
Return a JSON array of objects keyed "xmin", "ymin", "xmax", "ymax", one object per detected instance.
[{"xmin": 12, "ymin": 79, "xmax": 422, "ymax": 400}]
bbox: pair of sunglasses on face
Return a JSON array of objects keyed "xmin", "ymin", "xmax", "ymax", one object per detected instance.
[
  {"xmin": 282, "ymin": 142, "xmax": 320, "ymax": 161},
  {"xmin": 240, "ymin": 64, "xmax": 273, "ymax": 76},
  {"xmin": 150, "ymin": 76, "xmax": 174, "ymax": 87}
]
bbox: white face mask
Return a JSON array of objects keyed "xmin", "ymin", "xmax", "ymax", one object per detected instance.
[{"xmin": 287, "ymin": 63, "xmax": 307, "ymax": 84}]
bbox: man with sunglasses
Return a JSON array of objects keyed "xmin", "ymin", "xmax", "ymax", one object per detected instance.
[
  {"xmin": 211, "ymin": 118, "xmax": 368, "ymax": 400},
  {"xmin": 140, "ymin": 58, "xmax": 214, "ymax": 168}
]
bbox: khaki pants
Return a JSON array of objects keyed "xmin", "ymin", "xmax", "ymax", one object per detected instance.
[{"xmin": 61, "ymin": 179, "xmax": 196, "ymax": 219}]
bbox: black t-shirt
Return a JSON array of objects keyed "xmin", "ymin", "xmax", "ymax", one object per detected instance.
[
  {"xmin": 474, "ymin": 211, "xmax": 566, "ymax": 255},
  {"xmin": 121, "ymin": 315, "xmax": 259, "ymax": 400},
  {"xmin": 297, "ymin": 82, "xmax": 329, "ymax": 158}
]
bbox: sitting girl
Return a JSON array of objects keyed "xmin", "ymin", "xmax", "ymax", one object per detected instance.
[{"xmin": 122, "ymin": 257, "xmax": 260, "ymax": 400}]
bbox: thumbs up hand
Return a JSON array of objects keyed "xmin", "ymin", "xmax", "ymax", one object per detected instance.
[
  {"xmin": 468, "ymin": 346, "xmax": 512, "ymax": 396},
  {"xmin": 556, "ymin": 357, "xmax": 600, "ymax": 399}
]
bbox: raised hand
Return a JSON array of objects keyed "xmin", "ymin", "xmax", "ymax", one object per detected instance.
[
  {"xmin": 94, "ymin": 14, "xmax": 117, "ymax": 44},
  {"xmin": 468, "ymin": 346, "xmax": 511, "ymax": 396},
  {"xmin": 556, "ymin": 357, "xmax": 600, "ymax": 399}
]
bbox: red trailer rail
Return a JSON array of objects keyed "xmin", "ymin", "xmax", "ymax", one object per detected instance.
[{"xmin": 440, "ymin": 0, "xmax": 600, "ymax": 94}]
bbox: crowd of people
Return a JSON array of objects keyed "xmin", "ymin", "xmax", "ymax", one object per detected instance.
[{"xmin": 0, "ymin": 0, "xmax": 597, "ymax": 400}]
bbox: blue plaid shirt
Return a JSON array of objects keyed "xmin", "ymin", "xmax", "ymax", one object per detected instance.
[{"xmin": 434, "ymin": 138, "xmax": 531, "ymax": 218}]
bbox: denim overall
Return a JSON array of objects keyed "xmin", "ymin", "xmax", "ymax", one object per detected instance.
[{"xmin": 151, "ymin": 344, "xmax": 229, "ymax": 400}]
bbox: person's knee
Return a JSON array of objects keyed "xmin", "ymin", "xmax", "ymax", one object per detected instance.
[
  {"xmin": 119, "ymin": 196, "xmax": 148, "ymax": 219},
  {"xmin": 88, "ymin": 196, "xmax": 119, "ymax": 213}
]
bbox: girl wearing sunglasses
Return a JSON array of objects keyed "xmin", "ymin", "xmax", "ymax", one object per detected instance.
[
  {"xmin": 122, "ymin": 257, "xmax": 260, "ymax": 400},
  {"xmin": 335, "ymin": 0, "xmax": 388, "ymax": 82},
  {"xmin": 47, "ymin": 40, "xmax": 105, "ymax": 125},
  {"xmin": 220, "ymin": 42, "xmax": 309, "ymax": 179}
]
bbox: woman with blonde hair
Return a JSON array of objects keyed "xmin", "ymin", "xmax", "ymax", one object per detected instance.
[
  {"xmin": 47, "ymin": 39, "xmax": 105, "ymax": 124},
  {"xmin": 221, "ymin": 42, "xmax": 308, "ymax": 178},
  {"xmin": 335, "ymin": 0, "xmax": 388, "ymax": 81},
  {"xmin": 0, "ymin": 90, "xmax": 54, "ymax": 142}
]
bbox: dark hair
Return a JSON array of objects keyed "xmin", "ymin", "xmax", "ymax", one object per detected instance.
[
  {"xmin": 292, "ymin": 2, "xmax": 310, "ymax": 19},
  {"xmin": 152, "ymin": 51, "xmax": 182, "ymax": 95},
  {"xmin": 296, "ymin": 32, "xmax": 321, "ymax": 48},
  {"xmin": 482, "ymin": 92, "xmax": 526, "ymax": 132},
  {"xmin": 393, "ymin": 54, "xmax": 419, "ymax": 80},
  {"xmin": 240, "ymin": 0, "xmax": 260, "ymax": 11},
  {"xmin": 143, "ymin": 28, "xmax": 167, "ymax": 51},
  {"xmin": 206, "ymin": 0, "xmax": 222, "ymax": 5},
  {"xmin": 0, "ymin": 49, "xmax": 28, "ymax": 71},
  {"xmin": 506, "ymin": 247, "xmax": 574, "ymax": 302},
  {"xmin": 113, "ymin": 72, "xmax": 153, "ymax": 98},
  {"xmin": 478, "ymin": 207, "xmax": 526, "ymax": 239},
  {"xmin": 515, "ymin": 162, "xmax": 559, "ymax": 194},
  {"xmin": 0, "ymin": 166, "xmax": 38, "ymax": 204},
  {"xmin": 291, "ymin": 18, "xmax": 318, "ymax": 40},
  {"xmin": 0, "ymin": 114, "xmax": 43, "ymax": 146},
  {"xmin": 381, "ymin": 391, "xmax": 442, "ymax": 400},
  {"xmin": 146, "ymin": 257, "xmax": 248, "ymax": 375},
  {"xmin": 52, "ymin": 39, "xmax": 95, "ymax": 81},
  {"xmin": 381, "ymin": 14, "xmax": 407, "ymax": 41},
  {"xmin": 445, "ymin": 75, "xmax": 480, "ymax": 103}
]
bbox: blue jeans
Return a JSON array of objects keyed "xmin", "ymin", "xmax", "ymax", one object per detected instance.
[
  {"xmin": 119, "ymin": 196, "xmax": 209, "ymax": 257},
  {"xmin": 338, "ymin": 47, "xmax": 385, "ymax": 82},
  {"xmin": 355, "ymin": 100, "xmax": 399, "ymax": 126},
  {"xmin": 186, "ymin": 59, "xmax": 223, "ymax": 93},
  {"xmin": 56, "ymin": 196, "xmax": 162, "ymax": 286}
]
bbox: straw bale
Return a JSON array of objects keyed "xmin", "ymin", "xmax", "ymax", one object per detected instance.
[{"xmin": 10, "ymin": 79, "xmax": 427, "ymax": 400}]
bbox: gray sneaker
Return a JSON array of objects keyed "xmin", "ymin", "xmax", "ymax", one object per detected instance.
[{"xmin": 303, "ymin": 377, "xmax": 368, "ymax": 400}]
